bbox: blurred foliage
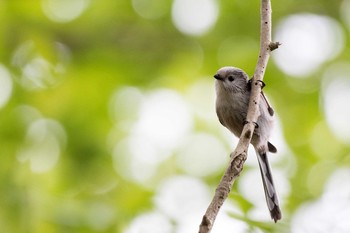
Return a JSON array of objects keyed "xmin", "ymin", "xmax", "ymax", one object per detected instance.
[{"xmin": 1, "ymin": 0, "xmax": 350, "ymax": 233}]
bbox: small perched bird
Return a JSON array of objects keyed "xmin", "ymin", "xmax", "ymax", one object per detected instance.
[{"xmin": 214, "ymin": 66, "xmax": 282, "ymax": 222}]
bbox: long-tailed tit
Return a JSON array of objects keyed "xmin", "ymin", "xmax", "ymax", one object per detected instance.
[{"xmin": 214, "ymin": 66, "xmax": 282, "ymax": 222}]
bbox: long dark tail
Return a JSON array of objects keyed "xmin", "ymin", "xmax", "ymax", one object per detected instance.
[{"xmin": 256, "ymin": 152, "xmax": 282, "ymax": 222}]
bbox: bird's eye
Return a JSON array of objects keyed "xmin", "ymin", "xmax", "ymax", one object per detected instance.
[{"xmin": 228, "ymin": 76, "xmax": 235, "ymax": 82}]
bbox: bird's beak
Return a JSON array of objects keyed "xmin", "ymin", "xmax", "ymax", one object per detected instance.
[{"xmin": 214, "ymin": 74, "xmax": 223, "ymax": 81}]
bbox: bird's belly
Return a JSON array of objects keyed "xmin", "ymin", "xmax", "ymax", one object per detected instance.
[{"xmin": 217, "ymin": 104, "xmax": 247, "ymax": 138}]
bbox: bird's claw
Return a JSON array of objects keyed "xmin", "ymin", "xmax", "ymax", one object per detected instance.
[
  {"xmin": 256, "ymin": 80, "xmax": 265, "ymax": 88},
  {"xmin": 243, "ymin": 120, "xmax": 259, "ymax": 128}
]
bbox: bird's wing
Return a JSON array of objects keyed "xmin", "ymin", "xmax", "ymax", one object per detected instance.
[{"xmin": 261, "ymin": 91, "xmax": 274, "ymax": 116}]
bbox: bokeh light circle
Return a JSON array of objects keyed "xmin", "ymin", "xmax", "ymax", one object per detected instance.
[
  {"xmin": 274, "ymin": 14, "xmax": 344, "ymax": 77},
  {"xmin": 0, "ymin": 65, "xmax": 13, "ymax": 109},
  {"xmin": 42, "ymin": 0, "xmax": 90, "ymax": 22},
  {"xmin": 132, "ymin": 0, "xmax": 170, "ymax": 19},
  {"xmin": 134, "ymin": 89, "xmax": 193, "ymax": 150},
  {"xmin": 291, "ymin": 168, "xmax": 350, "ymax": 233},
  {"xmin": 153, "ymin": 176, "xmax": 210, "ymax": 221},
  {"xmin": 124, "ymin": 211, "xmax": 173, "ymax": 233},
  {"xmin": 17, "ymin": 118, "xmax": 67, "ymax": 173},
  {"xmin": 322, "ymin": 63, "xmax": 350, "ymax": 143},
  {"xmin": 171, "ymin": 0, "xmax": 219, "ymax": 36},
  {"xmin": 176, "ymin": 133, "xmax": 228, "ymax": 177},
  {"xmin": 12, "ymin": 40, "xmax": 70, "ymax": 90}
]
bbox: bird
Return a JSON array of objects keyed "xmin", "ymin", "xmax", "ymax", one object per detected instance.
[{"xmin": 214, "ymin": 66, "xmax": 282, "ymax": 222}]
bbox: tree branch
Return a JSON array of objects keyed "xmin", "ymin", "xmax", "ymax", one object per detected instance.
[{"xmin": 198, "ymin": 0, "xmax": 277, "ymax": 232}]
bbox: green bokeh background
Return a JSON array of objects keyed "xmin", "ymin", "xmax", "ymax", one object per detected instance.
[{"xmin": 1, "ymin": 1, "xmax": 350, "ymax": 233}]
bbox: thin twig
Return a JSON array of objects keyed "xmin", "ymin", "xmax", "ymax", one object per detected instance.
[{"xmin": 198, "ymin": 0, "xmax": 275, "ymax": 232}]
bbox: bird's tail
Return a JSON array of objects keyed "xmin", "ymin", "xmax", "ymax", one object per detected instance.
[{"xmin": 256, "ymin": 151, "xmax": 282, "ymax": 222}]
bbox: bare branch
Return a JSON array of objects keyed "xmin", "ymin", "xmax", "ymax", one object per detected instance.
[{"xmin": 198, "ymin": 0, "xmax": 277, "ymax": 232}]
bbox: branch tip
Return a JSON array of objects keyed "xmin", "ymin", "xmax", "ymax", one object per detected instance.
[{"xmin": 269, "ymin": 41, "xmax": 281, "ymax": 51}]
